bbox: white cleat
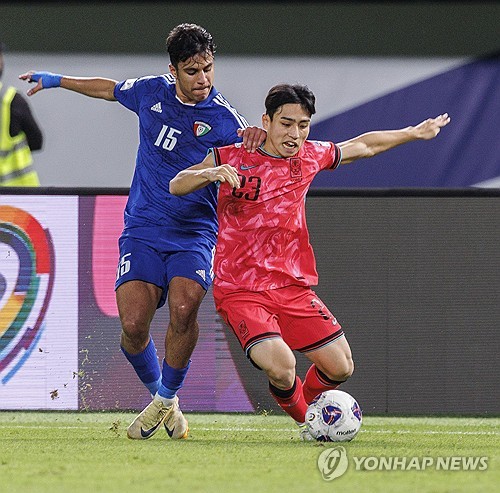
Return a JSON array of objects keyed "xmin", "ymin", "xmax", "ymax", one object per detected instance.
[
  {"xmin": 163, "ymin": 396, "xmax": 189, "ymax": 439},
  {"xmin": 127, "ymin": 396, "xmax": 187, "ymax": 440},
  {"xmin": 297, "ymin": 422, "xmax": 315, "ymax": 441}
]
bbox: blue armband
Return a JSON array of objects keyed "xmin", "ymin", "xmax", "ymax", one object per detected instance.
[{"xmin": 30, "ymin": 71, "xmax": 63, "ymax": 89}]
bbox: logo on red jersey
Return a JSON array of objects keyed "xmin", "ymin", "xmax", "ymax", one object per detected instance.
[
  {"xmin": 193, "ymin": 121, "xmax": 212, "ymax": 137},
  {"xmin": 290, "ymin": 158, "xmax": 302, "ymax": 181},
  {"xmin": 240, "ymin": 163, "xmax": 259, "ymax": 171}
]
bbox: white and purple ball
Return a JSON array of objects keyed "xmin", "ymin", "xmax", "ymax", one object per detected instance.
[{"xmin": 306, "ymin": 390, "xmax": 362, "ymax": 442}]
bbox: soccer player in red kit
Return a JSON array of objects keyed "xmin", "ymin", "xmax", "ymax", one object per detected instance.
[{"xmin": 170, "ymin": 83, "xmax": 450, "ymax": 438}]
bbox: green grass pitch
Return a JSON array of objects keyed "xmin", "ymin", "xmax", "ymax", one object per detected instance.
[{"xmin": 0, "ymin": 412, "xmax": 498, "ymax": 493}]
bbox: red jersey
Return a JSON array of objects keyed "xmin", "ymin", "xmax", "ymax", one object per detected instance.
[{"xmin": 212, "ymin": 140, "xmax": 341, "ymax": 291}]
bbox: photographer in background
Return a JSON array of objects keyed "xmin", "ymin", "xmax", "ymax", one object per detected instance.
[{"xmin": 0, "ymin": 41, "xmax": 43, "ymax": 186}]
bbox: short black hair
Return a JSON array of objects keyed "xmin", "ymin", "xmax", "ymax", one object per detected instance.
[
  {"xmin": 166, "ymin": 23, "xmax": 216, "ymax": 68},
  {"xmin": 265, "ymin": 84, "xmax": 316, "ymax": 120}
]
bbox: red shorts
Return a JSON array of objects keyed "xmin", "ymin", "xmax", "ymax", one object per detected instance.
[{"xmin": 213, "ymin": 284, "xmax": 343, "ymax": 355}]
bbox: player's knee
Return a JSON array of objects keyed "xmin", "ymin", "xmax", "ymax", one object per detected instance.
[
  {"xmin": 169, "ymin": 285, "xmax": 204, "ymax": 327},
  {"xmin": 120, "ymin": 314, "xmax": 149, "ymax": 340},
  {"xmin": 265, "ymin": 365, "xmax": 296, "ymax": 390},
  {"xmin": 169, "ymin": 300, "xmax": 198, "ymax": 329},
  {"xmin": 339, "ymin": 358, "xmax": 354, "ymax": 381},
  {"xmin": 264, "ymin": 354, "xmax": 295, "ymax": 390},
  {"xmin": 342, "ymin": 353, "xmax": 354, "ymax": 376},
  {"xmin": 322, "ymin": 356, "xmax": 354, "ymax": 383},
  {"xmin": 120, "ymin": 319, "xmax": 150, "ymax": 354},
  {"xmin": 337, "ymin": 356, "xmax": 354, "ymax": 381},
  {"xmin": 250, "ymin": 339, "xmax": 296, "ymax": 388}
]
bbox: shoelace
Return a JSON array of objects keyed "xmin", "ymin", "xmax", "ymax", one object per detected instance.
[{"xmin": 143, "ymin": 401, "xmax": 171, "ymax": 427}]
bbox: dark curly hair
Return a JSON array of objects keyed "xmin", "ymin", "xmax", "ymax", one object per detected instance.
[{"xmin": 166, "ymin": 23, "xmax": 216, "ymax": 68}]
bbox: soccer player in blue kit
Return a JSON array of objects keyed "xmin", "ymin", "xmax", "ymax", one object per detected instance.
[{"xmin": 20, "ymin": 24, "xmax": 265, "ymax": 440}]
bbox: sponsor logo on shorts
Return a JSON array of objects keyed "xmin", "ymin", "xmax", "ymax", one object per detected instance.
[{"xmin": 238, "ymin": 320, "xmax": 249, "ymax": 340}]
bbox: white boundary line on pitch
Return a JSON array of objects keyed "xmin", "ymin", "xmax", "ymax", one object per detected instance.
[
  {"xmin": 194, "ymin": 428, "xmax": 499, "ymax": 435},
  {"xmin": 0, "ymin": 425, "xmax": 497, "ymax": 435},
  {"xmin": 365, "ymin": 429, "xmax": 499, "ymax": 436}
]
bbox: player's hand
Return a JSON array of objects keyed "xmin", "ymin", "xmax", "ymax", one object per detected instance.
[
  {"xmin": 414, "ymin": 113, "xmax": 451, "ymax": 140},
  {"xmin": 19, "ymin": 71, "xmax": 63, "ymax": 96},
  {"xmin": 203, "ymin": 164, "xmax": 241, "ymax": 188},
  {"xmin": 238, "ymin": 126, "xmax": 267, "ymax": 153}
]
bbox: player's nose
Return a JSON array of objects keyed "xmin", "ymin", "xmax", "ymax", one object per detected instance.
[{"xmin": 197, "ymin": 71, "xmax": 208, "ymax": 84}]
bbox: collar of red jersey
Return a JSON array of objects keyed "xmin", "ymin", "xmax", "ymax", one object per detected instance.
[{"xmin": 257, "ymin": 145, "xmax": 291, "ymax": 159}]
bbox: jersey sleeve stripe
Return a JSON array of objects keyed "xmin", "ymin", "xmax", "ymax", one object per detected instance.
[
  {"xmin": 330, "ymin": 143, "xmax": 342, "ymax": 169},
  {"xmin": 161, "ymin": 73, "xmax": 176, "ymax": 85},
  {"xmin": 213, "ymin": 147, "xmax": 222, "ymax": 167},
  {"xmin": 213, "ymin": 94, "xmax": 249, "ymax": 129}
]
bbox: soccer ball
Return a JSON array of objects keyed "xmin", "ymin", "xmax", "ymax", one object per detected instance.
[{"xmin": 306, "ymin": 390, "xmax": 362, "ymax": 442}]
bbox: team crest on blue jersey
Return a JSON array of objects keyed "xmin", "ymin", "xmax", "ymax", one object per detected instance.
[{"xmin": 194, "ymin": 121, "xmax": 212, "ymax": 137}]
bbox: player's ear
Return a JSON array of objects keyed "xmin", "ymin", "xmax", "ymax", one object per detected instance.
[
  {"xmin": 168, "ymin": 63, "xmax": 177, "ymax": 79},
  {"xmin": 262, "ymin": 113, "xmax": 270, "ymax": 130}
]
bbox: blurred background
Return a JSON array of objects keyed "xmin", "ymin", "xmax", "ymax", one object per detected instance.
[{"xmin": 1, "ymin": 0, "xmax": 499, "ymax": 187}]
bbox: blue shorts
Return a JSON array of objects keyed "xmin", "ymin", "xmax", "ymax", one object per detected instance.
[{"xmin": 115, "ymin": 228, "xmax": 214, "ymax": 308}]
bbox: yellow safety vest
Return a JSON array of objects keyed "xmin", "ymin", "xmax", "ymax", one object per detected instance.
[{"xmin": 0, "ymin": 82, "xmax": 40, "ymax": 186}]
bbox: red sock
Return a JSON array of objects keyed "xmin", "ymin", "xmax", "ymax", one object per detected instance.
[
  {"xmin": 269, "ymin": 376, "xmax": 308, "ymax": 423},
  {"xmin": 303, "ymin": 364, "xmax": 343, "ymax": 404}
]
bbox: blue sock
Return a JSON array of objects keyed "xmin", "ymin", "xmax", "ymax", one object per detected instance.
[
  {"xmin": 157, "ymin": 359, "xmax": 191, "ymax": 399},
  {"xmin": 121, "ymin": 338, "xmax": 161, "ymax": 395}
]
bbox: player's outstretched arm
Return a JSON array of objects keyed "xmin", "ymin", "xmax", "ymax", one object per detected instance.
[
  {"xmin": 338, "ymin": 113, "xmax": 451, "ymax": 165},
  {"xmin": 19, "ymin": 71, "xmax": 118, "ymax": 101},
  {"xmin": 170, "ymin": 154, "xmax": 240, "ymax": 196}
]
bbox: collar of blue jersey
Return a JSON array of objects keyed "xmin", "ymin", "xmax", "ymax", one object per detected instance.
[{"xmin": 172, "ymin": 85, "xmax": 218, "ymax": 108}]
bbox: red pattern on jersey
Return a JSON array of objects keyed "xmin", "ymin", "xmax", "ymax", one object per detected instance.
[{"xmin": 213, "ymin": 140, "xmax": 341, "ymax": 291}]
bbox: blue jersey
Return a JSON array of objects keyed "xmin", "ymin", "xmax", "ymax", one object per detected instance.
[{"xmin": 114, "ymin": 74, "xmax": 248, "ymax": 241}]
